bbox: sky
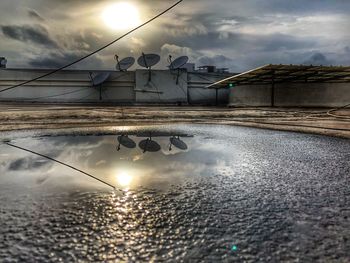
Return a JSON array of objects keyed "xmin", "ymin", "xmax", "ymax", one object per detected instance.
[{"xmin": 1, "ymin": 0, "xmax": 350, "ymax": 72}]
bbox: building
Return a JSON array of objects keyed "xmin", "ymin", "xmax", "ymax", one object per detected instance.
[
  {"xmin": 207, "ymin": 64, "xmax": 350, "ymax": 107},
  {"xmin": 0, "ymin": 67, "xmax": 231, "ymax": 105}
]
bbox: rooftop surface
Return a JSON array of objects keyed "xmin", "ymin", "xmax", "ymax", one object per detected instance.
[{"xmin": 0, "ymin": 103, "xmax": 349, "ymax": 139}]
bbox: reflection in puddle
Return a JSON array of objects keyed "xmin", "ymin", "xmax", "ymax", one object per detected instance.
[{"xmin": 0, "ymin": 125, "xmax": 349, "ymax": 262}]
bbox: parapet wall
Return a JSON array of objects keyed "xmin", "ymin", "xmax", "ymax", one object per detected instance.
[
  {"xmin": 0, "ymin": 68, "xmax": 229, "ymax": 105},
  {"xmin": 229, "ymin": 83, "xmax": 350, "ymax": 107}
]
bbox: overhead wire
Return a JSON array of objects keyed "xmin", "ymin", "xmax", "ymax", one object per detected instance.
[
  {"xmin": 0, "ymin": 0, "xmax": 183, "ymax": 94},
  {"xmin": 4, "ymin": 142, "xmax": 117, "ymax": 190}
]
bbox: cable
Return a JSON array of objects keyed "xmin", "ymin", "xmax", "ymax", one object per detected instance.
[
  {"xmin": 4, "ymin": 142, "xmax": 116, "ymax": 190},
  {"xmin": 0, "ymin": 0, "xmax": 183, "ymax": 94},
  {"xmin": 25, "ymin": 87, "xmax": 91, "ymax": 101}
]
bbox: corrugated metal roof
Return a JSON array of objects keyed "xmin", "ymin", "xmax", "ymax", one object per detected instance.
[{"xmin": 207, "ymin": 64, "xmax": 350, "ymax": 88}]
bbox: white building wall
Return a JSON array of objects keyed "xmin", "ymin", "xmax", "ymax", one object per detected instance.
[{"xmin": 135, "ymin": 69, "xmax": 187, "ymax": 104}]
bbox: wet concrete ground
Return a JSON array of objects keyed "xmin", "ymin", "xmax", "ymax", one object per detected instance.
[
  {"xmin": 0, "ymin": 124, "xmax": 349, "ymax": 262},
  {"xmin": 0, "ymin": 103, "xmax": 349, "ymax": 138}
]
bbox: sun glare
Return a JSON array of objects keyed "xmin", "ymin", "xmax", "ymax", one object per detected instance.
[
  {"xmin": 102, "ymin": 2, "xmax": 141, "ymax": 30},
  {"xmin": 117, "ymin": 171, "xmax": 133, "ymax": 187}
]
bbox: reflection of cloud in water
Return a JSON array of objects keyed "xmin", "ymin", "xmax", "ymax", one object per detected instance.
[{"xmin": 0, "ymin": 126, "xmax": 237, "ymax": 191}]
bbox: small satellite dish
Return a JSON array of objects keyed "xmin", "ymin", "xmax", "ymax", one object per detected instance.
[
  {"xmin": 89, "ymin": 72, "xmax": 111, "ymax": 101},
  {"xmin": 139, "ymin": 139, "xmax": 161, "ymax": 153},
  {"xmin": 137, "ymin": 53, "xmax": 160, "ymax": 68},
  {"xmin": 117, "ymin": 135, "xmax": 136, "ymax": 151},
  {"xmin": 91, "ymin": 72, "xmax": 110, "ymax": 86},
  {"xmin": 168, "ymin": 55, "xmax": 189, "ymax": 85},
  {"xmin": 115, "ymin": 56, "xmax": 135, "ymax": 71},
  {"xmin": 169, "ymin": 56, "xmax": 189, "ymax": 70},
  {"xmin": 169, "ymin": 136, "xmax": 188, "ymax": 151}
]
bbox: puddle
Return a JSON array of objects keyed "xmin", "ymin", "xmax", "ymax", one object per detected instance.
[{"xmin": 0, "ymin": 124, "xmax": 349, "ymax": 262}]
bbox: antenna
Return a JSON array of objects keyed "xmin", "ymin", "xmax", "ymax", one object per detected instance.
[
  {"xmin": 168, "ymin": 55, "xmax": 188, "ymax": 84},
  {"xmin": 115, "ymin": 56, "xmax": 135, "ymax": 71},
  {"xmin": 90, "ymin": 72, "xmax": 111, "ymax": 101},
  {"xmin": 137, "ymin": 53, "xmax": 160, "ymax": 82}
]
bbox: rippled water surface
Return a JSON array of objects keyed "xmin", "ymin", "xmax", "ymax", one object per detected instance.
[{"xmin": 0, "ymin": 125, "xmax": 349, "ymax": 262}]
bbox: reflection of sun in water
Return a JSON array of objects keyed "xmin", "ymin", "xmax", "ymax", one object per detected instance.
[
  {"xmin": 117, "ymin": 171, "xmax": 133, "ymax": 187},
  {"xmin": 102, "ymin": 2, "xmax": 141, "ymax": 30}
]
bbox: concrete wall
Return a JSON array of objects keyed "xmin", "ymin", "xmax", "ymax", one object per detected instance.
[
  {"xmin": 188, "ymin": 72, "xmax": 230, "ymax": 105},
  {"xmin": 0, "ymin": 69, "xmax": 135, "ymax": 103},
  {"xmin": 135, "ymin": 69, "xmax": 187, "ymax": 104},
  {"xmin": 229, "ymin": 82, "xmax": 350, "ymax": 107},
  {"xmin": 274, "ymin": 83, "xmax": 350, "ymax": 107},
  {"xmin": 229, "ymin": 84, "xmax": 272, "ymax": 107},
  {"xmin": 0, "ymin": 68, "xmax": 231, "ymax": 105}
]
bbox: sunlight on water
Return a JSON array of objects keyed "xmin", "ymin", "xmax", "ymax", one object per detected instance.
[{"xmin": 116, "ymin": 171, "xmax": 133, "ymax": 187}]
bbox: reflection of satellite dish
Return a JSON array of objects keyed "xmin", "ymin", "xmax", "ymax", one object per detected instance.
[
  {"xmin": 139, "ymin": 139, "xmax": 161, "ymax": 153},
  {"xmin": 168, "ymin": 55, "xmax": 189, "ymax": 85},
  {"xmin": 117, "ymin": 135, "xmax": 136, "ymax": 151},
  {"xmin": 0, "ymin": 57, "xmax": 7, "ymax": 68},
  {"xmin": 116, "ymin": 56, "xmax": 135, "ymax": 71},
  {"xmin": 91, "ymin": 72, "xmax": 110, "ymax": 86},
  {"xmin": 138, "ymin": 53, "xmax": 160, "ymax": 82},
  {"xmin": 89, "ymin": 72, "xmax": 111, "ymax": 101},
  {"xmin": 169, "ymin": 137, "xmax": 188, "ymax": 151},
  {"xmin": 137, "ymin": 53, "xmax": 160, "ymax": 68},
  {"xmin": 168, "ymin": 56, "xmax": 189, "ymax": 70}
]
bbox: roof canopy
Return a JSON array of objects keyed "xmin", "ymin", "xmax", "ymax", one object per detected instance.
[{"xmin": 207, "ymin": 64, "xmax": 350, "ymax": 88}]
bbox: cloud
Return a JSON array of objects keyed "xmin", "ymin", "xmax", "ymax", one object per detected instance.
[
  {"xmin": 1, "ymin": 24, "xmax": 58, "ymax": 48},
  {"xmin": 303, "ymin": 52, "xmax": 332, "ymax": 66},
  {"xmin": 198, "ymin": 55, "xmax": 235, "ymax": 68},
  {"xmin": 28, "ymin": 50, "xmax": 104, "ymax": 69},
  {"xmin": 27, "ymin": 9, "xmax": 45, "ymax": 22}
]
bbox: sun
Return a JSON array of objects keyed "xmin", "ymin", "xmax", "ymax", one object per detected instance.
[{"xmin": 102, "ymin": 2, "xmax": 141, "ymax": 30}]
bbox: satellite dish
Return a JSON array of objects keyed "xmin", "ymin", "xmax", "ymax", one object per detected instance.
[
  {"xmin": 137, "ymin": 53, "xmax": 160, "ymax": 68},
  {"xmin": 168, "ymin": 55, "xmax": 189, "ymax": 85},
  {"xmin": 137, "ymin": 53, "xmax": 160, "ymax": 82},
  {"xmin": 116, "ymin": 56, "xmax": 135, "ymax": 71},
  {"xmin": 91, "ymin": 72, "xmax": 110, "ymax": 86},
  {"xmin": 139, "ymin": 139, "xmax": 161, "ymax": 153},
  {"xmin": 117, "ymin": 135, "xmax": 136, "ymax": 151},
  {"xmin": 168, "ymin": 56, "xmax": 189, "ymax": 70},
  {"xmin": 169, "ymin": 136, "xmax": 188, "ymax": 151},
  {"xmin": 89, "ymin": 72, "xmax": 111, "ymax": 101}
]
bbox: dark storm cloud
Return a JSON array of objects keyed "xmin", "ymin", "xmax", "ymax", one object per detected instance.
[
  {"xmin": 8, "ymin": 157, "xmax": 49, "ymax": 171},
  {"xmin": 29, "ymin": 50, "xmax": 104, "ymax": 69},
  {"xmin": 1, "ymin": 0, "xmax": 350, "ymax": 70},
  {"xmin": 303, "ymin": 52, "xmax": 332, "ymax": 66},
  {"xmin": 198, "ymin": 55, "xmax": 234, "ymax": 67},
  {"xmin": 1, "ymin": 24, "xmax": 58, "ymax": 48}
]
